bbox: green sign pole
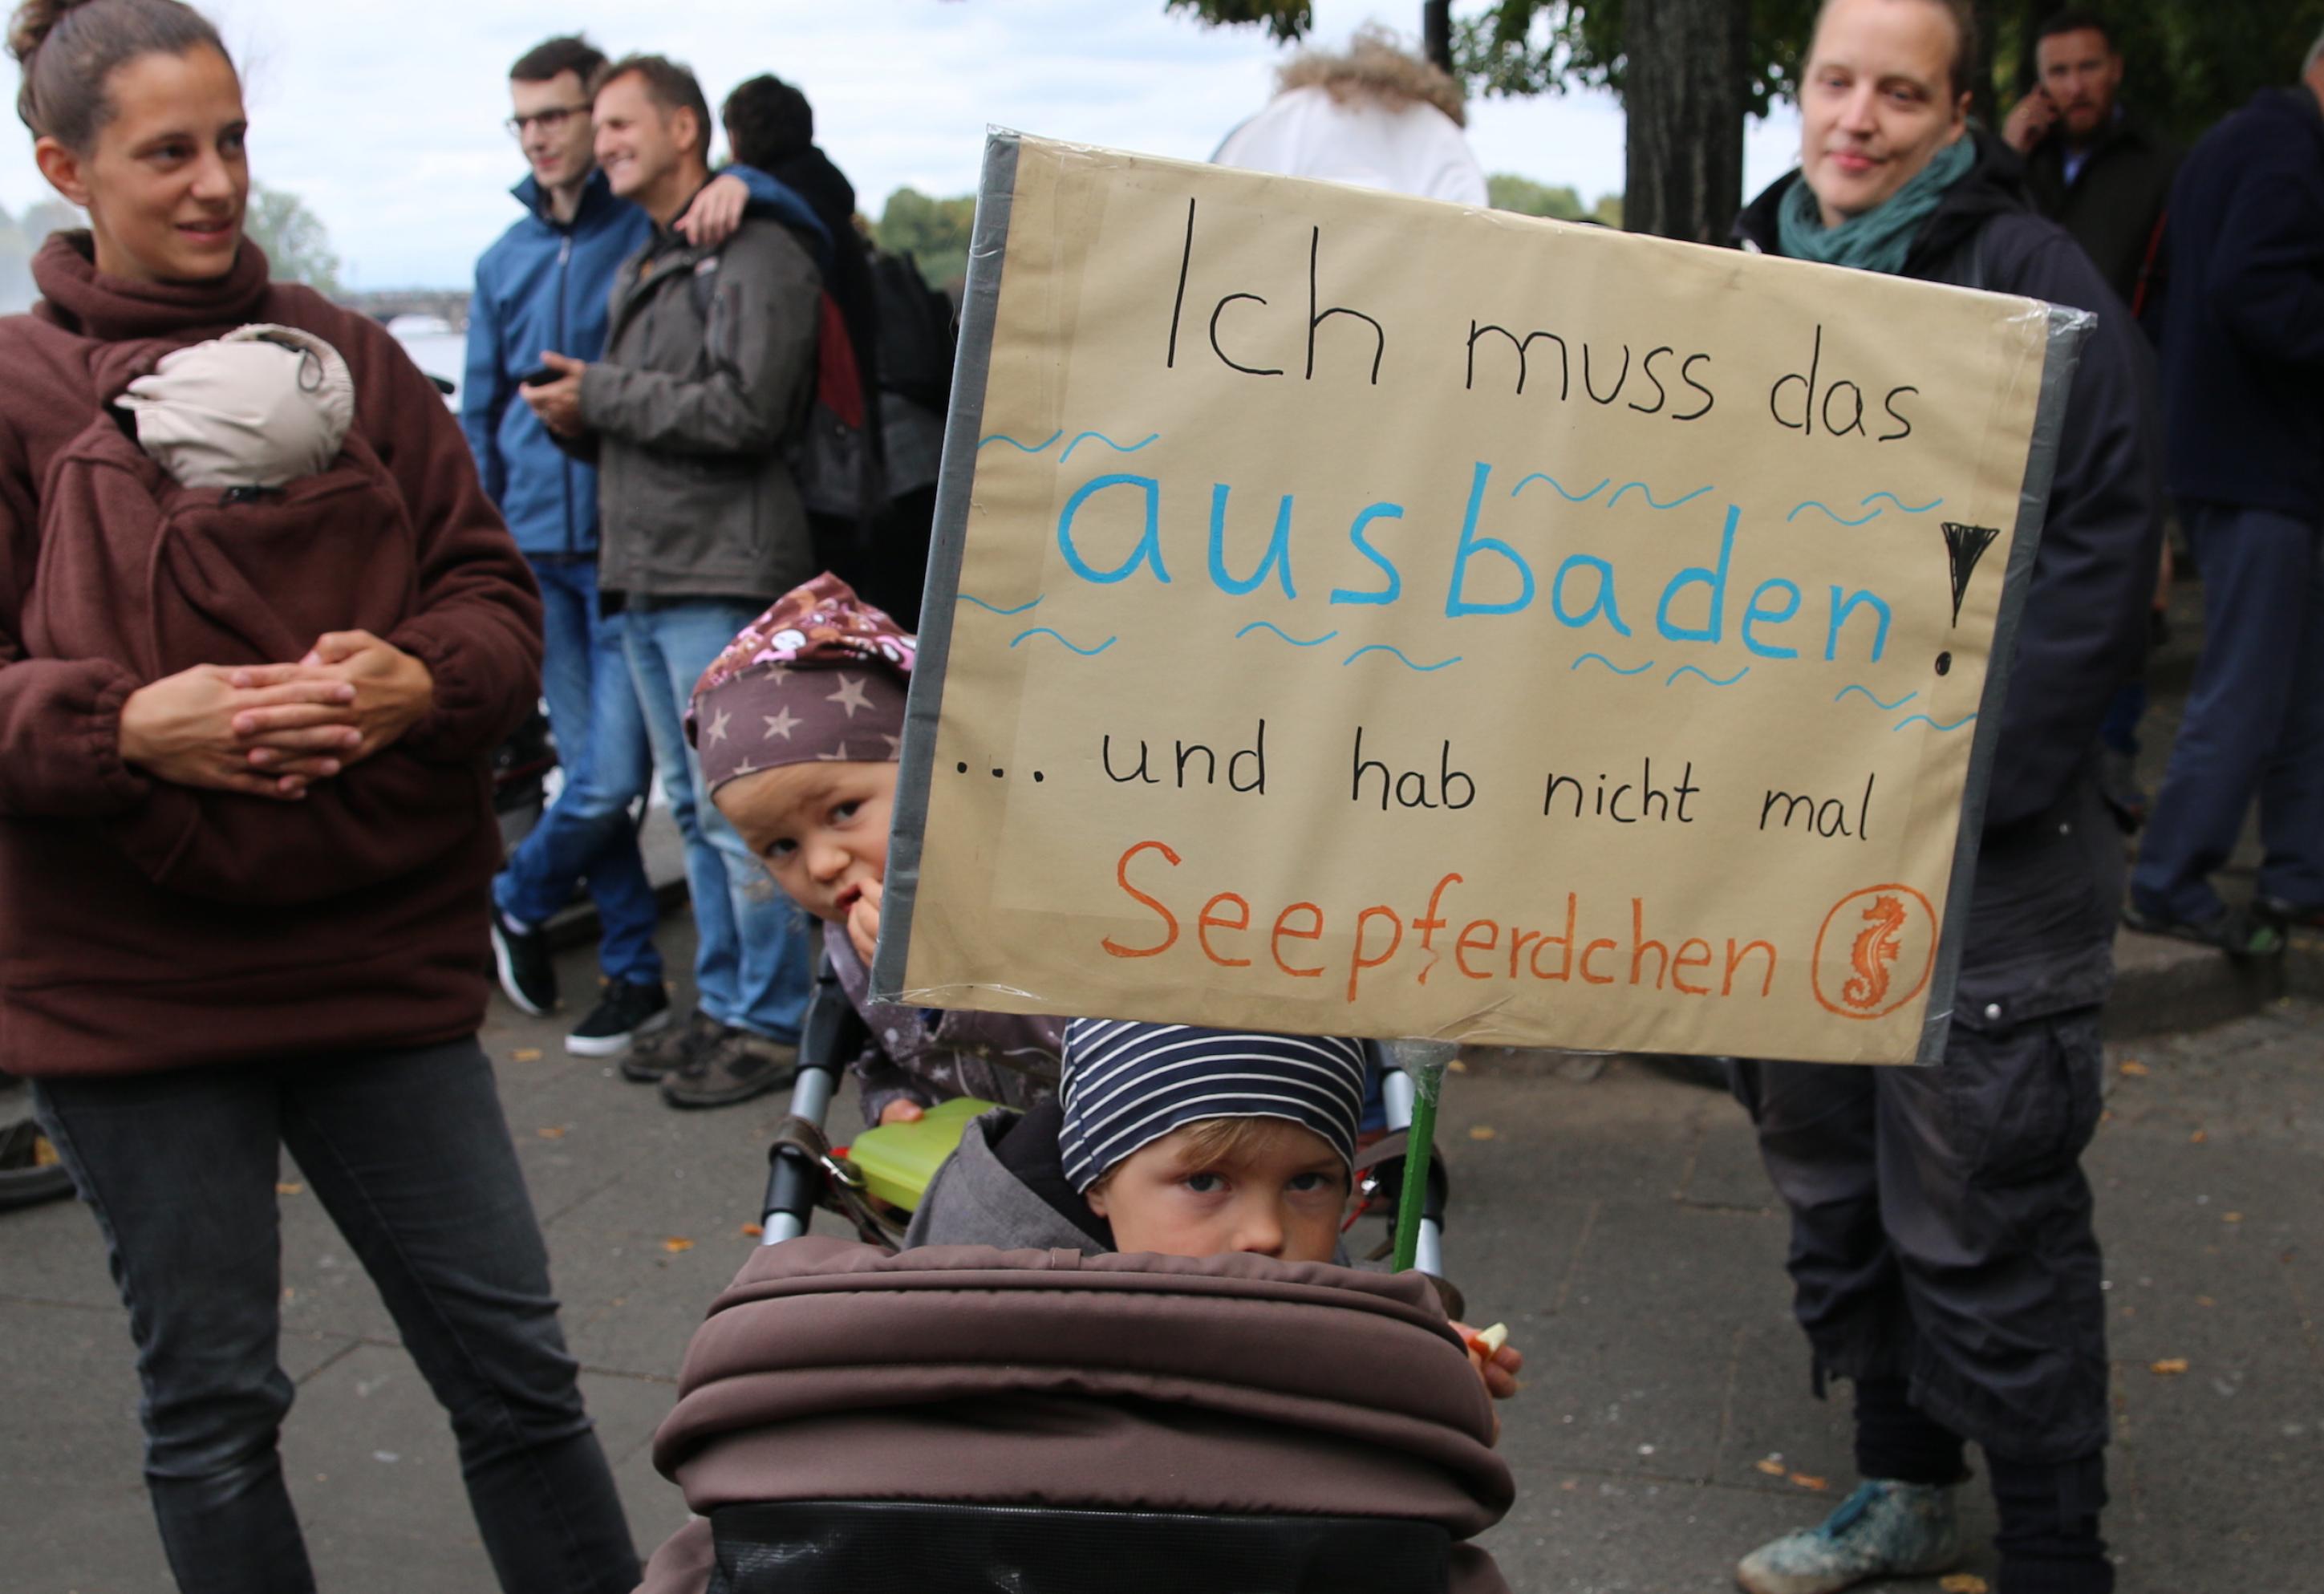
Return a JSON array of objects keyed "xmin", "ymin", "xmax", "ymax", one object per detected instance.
[{"xmin": 1388, "ymin": 1040, "xmax": 1457, "ymax": 1274}]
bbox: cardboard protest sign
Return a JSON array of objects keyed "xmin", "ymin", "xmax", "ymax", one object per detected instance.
[{"xmin": 873, "ymin": 132, "xmax": 2088, "ymax": 1066}]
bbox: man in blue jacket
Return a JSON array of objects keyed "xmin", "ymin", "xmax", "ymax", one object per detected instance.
[
  {"xmin": 464, "ymin": 34, "xmax": 810, "ymax": 1057},
  {"xmin": 2127, "ymin": 36, "xmax": 2324, "ymax": 951}
]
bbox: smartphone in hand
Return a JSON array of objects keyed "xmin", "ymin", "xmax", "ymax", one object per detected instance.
[{"xmin": 517, "ymin": 366, "xmax": 560, "ymax": 388}]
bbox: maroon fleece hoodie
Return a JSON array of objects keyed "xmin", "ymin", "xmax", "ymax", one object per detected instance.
[{"xmin": 0, "ymin": 233, "xmax": 541, "ymax": 1077}]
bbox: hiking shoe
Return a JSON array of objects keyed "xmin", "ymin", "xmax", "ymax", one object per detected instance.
[
  {"xmin": 2256, "ymin": 895, "xmax": 2324, "ymax": 934},
  {"xmin": 566, "ymin": 979, "xmax": 671, "ymax": 1058},
  {"xmin": 659, "ymin": 1028, "xmax": 798, "ymax": 1110},
  {"xmin": 620, "ymin": 1007, "xmax": 722, "ymax": 1084},
  {"xmin": 1736, "ymin": 1479, "xmax": 1963, "ymax": 1594},
  {"xmin": 0, "ymin": 1118, "xmax": 74, "ymax": 1211},
  {"xmin": 2120, "ymin": 900, "xmax": 2284, "ymax": 959},
  {"xmin": 490, "ymin": 910, "xmax": 558, "ymax": 1016}
]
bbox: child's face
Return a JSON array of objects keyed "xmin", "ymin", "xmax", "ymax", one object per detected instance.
[
  {"xmin": 1085, "ymin": 1119, "xmax": 1349, "ymax": 1264},
  {"xmin": 714, "ymin": 760, "xmax": 898, "ymax": 924}
]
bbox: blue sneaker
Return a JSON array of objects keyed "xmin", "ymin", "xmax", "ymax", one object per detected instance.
[{"xmin": 1737, "ymin": 1479, "xmax": 1963, "ymax": 1594}]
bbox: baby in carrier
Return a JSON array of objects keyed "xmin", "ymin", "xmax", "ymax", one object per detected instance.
[
  {"xmin": 687, "ymin": 574, "xmax": 1061, "ymax": 1126},
  {"xmin": 911, "ymin": 1016, "xmax": 1524, "ymax": 1412},
  {"xmin": 119, "ymin": 322, "xmax": 355, "ymax": 489}
]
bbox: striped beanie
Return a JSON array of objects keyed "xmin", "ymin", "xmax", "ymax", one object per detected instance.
[{"xmin": 1058, "ymin": 1020, "xmax": 1368, "ymax": 1194}]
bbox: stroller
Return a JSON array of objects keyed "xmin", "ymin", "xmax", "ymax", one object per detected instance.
[
  {"xmin": 754, "ymin": 947, "xmax": 1460, "ymax": 1312},
  {"xmin": 636, "ymin": 1238, "xmax": 1513, "ymax": 1594},
  {"xmin": 633, "ymin": 951, "xmax": 1507, "ymax": 1592}
]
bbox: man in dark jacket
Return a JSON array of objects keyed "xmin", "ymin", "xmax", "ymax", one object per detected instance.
[
  {"xmin": 464, "ymin": 34, "xmax": 797, "ymax": 1058},
  {"xmin": 1726, "ymin": 3, "xmax": 2161, "ymax": 1592},
  {"xmin": 2001, "ymin": 10, "xmax": 2176, "ymax": 328},
  {"xmin": 523, "ymin": 55, "xmax": 825, "ymax": 1109},
  {"xmin": 2127, "ymin": 39, "xmax": 2324, "ymax": 947}
]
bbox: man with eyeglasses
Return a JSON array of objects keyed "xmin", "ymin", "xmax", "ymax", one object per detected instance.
[{"xmin": 462, "ymin": 35, "xmax": 809, "ymax": 1060}]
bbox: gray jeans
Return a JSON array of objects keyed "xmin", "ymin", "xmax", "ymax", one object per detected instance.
[{"xmin": 34, "ymin": 1036, "xmax": 639, "ymax": 1594}]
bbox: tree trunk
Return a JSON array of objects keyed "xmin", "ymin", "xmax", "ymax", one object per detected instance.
[
  {"xmin": 1421, "ymin": 1, "xmax": 1453, "ymax": 74},
  {"xmin": 1621, "ymin": 0, "xmax": 1750, "ymax": 245}
]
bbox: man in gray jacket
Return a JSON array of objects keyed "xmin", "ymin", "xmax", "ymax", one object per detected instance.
[{"xmin": 525, "ymin": 53, "xmax": 819, "ymax": 1108}]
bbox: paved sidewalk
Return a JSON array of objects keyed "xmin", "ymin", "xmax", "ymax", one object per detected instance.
[{"xmin": 3, "ymin": 914, "xmax": 2316, "ymax": 1591}]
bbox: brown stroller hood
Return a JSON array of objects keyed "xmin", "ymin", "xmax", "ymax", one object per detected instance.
[{"xmin": 639, "ymin": 1236, "xmax": 1515, "ymax": 1593}]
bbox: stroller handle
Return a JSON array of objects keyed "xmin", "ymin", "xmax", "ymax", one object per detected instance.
[{"xmin": 761, "ymin": 944, "xmax": 865, "ymax": 1246}]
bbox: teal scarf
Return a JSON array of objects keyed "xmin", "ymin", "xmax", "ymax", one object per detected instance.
[{"xmin": 1776, "ymin": 137, "xmax": 1975, "ymax": 276}]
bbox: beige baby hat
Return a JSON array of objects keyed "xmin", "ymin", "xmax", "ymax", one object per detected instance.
[{"xmin": 119, "ymin": 322, "xmax": 356, "ymax": 490}]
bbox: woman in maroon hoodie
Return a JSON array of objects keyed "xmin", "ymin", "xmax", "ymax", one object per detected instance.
[{"xmin": 2, "ymin": 3, "xmax": 639, "ymax": 1591}]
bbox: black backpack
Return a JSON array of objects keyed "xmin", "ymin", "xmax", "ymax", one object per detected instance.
[{"xmin": 869, "ymin": 248, "xmax": 957, "ymax": 415}]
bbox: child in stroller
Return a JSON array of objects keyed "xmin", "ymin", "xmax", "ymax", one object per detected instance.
[
  {"xmin": 684, "ymin": 574, "xmax": 1061, "ymax": 1130},
  {"xmin": 633, "ymin": 1017, "xmax": 1523, "ymax": 1592}
]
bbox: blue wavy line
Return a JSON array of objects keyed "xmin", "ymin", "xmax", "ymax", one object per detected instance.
[
  {"xmin": 978, "ymin": 429, "xmax": 1063, "ymax": 453},
  {"xmin": 1342, "ymin": 644, "xmax": 1462, "ymax": 673},
  {"xmin": 1511, "ymin": 473, "xmax": 1608, "ymax": 503},
  {"xmin": 1608, "ymin": 481, "xmax": 1714, "ymax": 511},
  {"xmin": 957, "ymin": 592, "xmax": 1044, "ymax": 616},
  {"xmin": 1571, "ymin": 653, "xmax": 1656, "ymax": 676},
  {"xmin": 1834, "ymin": 685, "xmax": 1917, "ymax": 711},
  {"xmin": 1666, "ymin": 664, "xmax": 1750, "ymax": 687},
  {"xmin": 1058, "ymin": 430, "xmax": 1160, "ymax": 464},
  {"xmin": 1894, "ymin": 712, "xmax": 1977, "ymax": 733},
  {"xmin": 1009, "ymin": 627, "xmax": 1116, "ymax": 656},
  {"xmin": 1861, "ymin": 492, "xmax": 1944, "ymax": 513},
  {"xmin": 1788, "ymin": 501, "xmax": 1884, "ymax": 526},
  {"xmin": 1235, "ymin": 622, "xmax": 1340, "ymax": 647}
]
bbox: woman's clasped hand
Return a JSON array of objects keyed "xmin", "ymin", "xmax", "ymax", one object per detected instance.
[{"xmin": 117, "ymin": 628, "xmax": 434, "ymax": 799}]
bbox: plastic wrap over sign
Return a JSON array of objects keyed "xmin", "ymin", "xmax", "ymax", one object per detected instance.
[{"xmin": 873, "ymin": 131, "xmax": 2091, "ymax": 1067}]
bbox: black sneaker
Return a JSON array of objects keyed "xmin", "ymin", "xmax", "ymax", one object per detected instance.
[
  {"xmin": 2121, "ymin": 899, "xmax": 2285, "ymax": 959},
  {"xmin": 620, "ymin": 1007, "xmax": 723, "ymax": 1083},
  {"xmin": 566, "ymin": 979, "xmax": 671, "ymax": 1058},
  {"xmin": 490, "ymin": 910, "xmax": 558, "ymax": 1016},
  {"xmin": 660, "ymin": 1028, "xmax": 799, "ymax": 1110}
]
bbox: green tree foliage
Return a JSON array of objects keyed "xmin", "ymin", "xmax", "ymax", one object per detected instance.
[
  {"xmin": 244, "ymin": 184, "xmax": 342, "ymax": 294},
  {"xmin": 1171, "ymin": 0, "xmax": 2324, "ymax": 148},
  {"xmin": 1486, "ymin": 172, "xmax": 1621, "ymax": 225},
  {"xmin": 874, "ymin": 186, "xmax": 977, "ymax": 291}
]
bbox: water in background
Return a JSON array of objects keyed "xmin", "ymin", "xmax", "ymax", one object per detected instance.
[{"xmin": 387, "ymin": 314, "xmax": 466, "ymax": 408}]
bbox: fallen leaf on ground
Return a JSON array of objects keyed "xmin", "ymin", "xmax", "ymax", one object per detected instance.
[
  {"xmin": 2223, "ymin": 1211, "xmax": 2244, "ymax": 1223},
  {"xmin": 1941, "ymin": 1576, "xmax": 1990, "ymax": 1593},
  {"xmin": 1754, "ymin": 1458, "xmax": 1787, "ymax": 1477},
  {"xmin": 2196, "ymin": 1296, "xmax": 2217, "ymax": 1308},
  {"xmin": 275, "ymin": 1182, "xmax": 304, "ymax": 1195},
  {"xmin": 663, "ymin": 1236, "xmax": 695, "ymax": 1253},
  {"xmin": 536, "ymin": 1126, "xmax": 567, "ymax": 1139},
  {"xmin": 740, "ymin": 1223, "xmax": 764, "ymax": 1238},
  {"xmin": 2188, "ymin": 1129, "xmax": 2208, "ymax": 1144},
  {"xmin": 2117, "ymin": 1060, "xmax": 2149, "ymax": 1077},
  {"xmin": 2150, "ymin": 1358, "xmax": 2190, "ymax": 1376},
  {"xmin": 1789, "ymin": 1473, "xmax": 1828, "ymax": 1491},
  {"xmin": 1468, "ymin": 1126, "xmax": 1499, "ymax": 1141},
  {"xmin": 511, "ymin": 1048, "xmax": 544, "ymax": 1063}
]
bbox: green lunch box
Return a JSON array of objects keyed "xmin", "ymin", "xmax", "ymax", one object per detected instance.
[{"xmin": 842, "ymin": 1097, "xmax": 1002, "ymax": 1211}]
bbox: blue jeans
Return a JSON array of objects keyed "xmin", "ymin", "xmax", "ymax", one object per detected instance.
[
  {"xmin": 625, "ymin": 597, "xmax": 811, "ymax": 1040},
  {"xmin": 2131, "ymin": 503, "xmax": 2324, "ymax": 919},
  {"xmin": 32, "ymin": 1040, "xmax": 638, "ymax": 1594},
  {"xmin": 494, "ymin": 558, "xmax": 663, "ymax": 985}
]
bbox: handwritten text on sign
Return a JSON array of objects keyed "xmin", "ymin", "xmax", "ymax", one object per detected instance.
[{"xmin": 886, "ymin": 135, "xmax": 2053, "ymax": 1065}]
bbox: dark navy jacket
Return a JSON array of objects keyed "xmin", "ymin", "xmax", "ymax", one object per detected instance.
[
  {"xmin": 461, "ymin": 167, "xmax": 828, "ymax": 558},
  {"xmin": 2159, "ymin": 87, "xmax": 2324, "ymax": 519},
  {"xmin": 1741, "ymin": 134, "xmax": 2164, "ymax": 1011}
]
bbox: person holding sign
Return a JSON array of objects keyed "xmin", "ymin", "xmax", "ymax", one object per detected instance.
[
  {"xmin": 1728, "ymin": 2, "xmax": 2162, "ymax": 1592},
  {"xmin": 686, "ymin": 575, "xmax": 1061, "ymax": 1127}
]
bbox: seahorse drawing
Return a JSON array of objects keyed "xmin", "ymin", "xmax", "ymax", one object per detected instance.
[{"xmin": 1843, "ymin": 894, "xmax": 1908, "ymax": 1011}]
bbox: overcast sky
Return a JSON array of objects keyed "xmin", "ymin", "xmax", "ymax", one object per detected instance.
[{"xmin": 0, "ymin": 0, "xmax": 1806, "ymax": 290}]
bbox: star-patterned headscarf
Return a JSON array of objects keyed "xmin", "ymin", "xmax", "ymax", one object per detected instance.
[{"xmin": 685, "ymin": 574, "xmax": 915, "ymax": 794}]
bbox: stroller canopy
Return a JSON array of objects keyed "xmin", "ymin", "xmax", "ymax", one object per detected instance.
[{"xmin": 641, "ymin": 1236, "xmax": 1515, "ymax": 1593}]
